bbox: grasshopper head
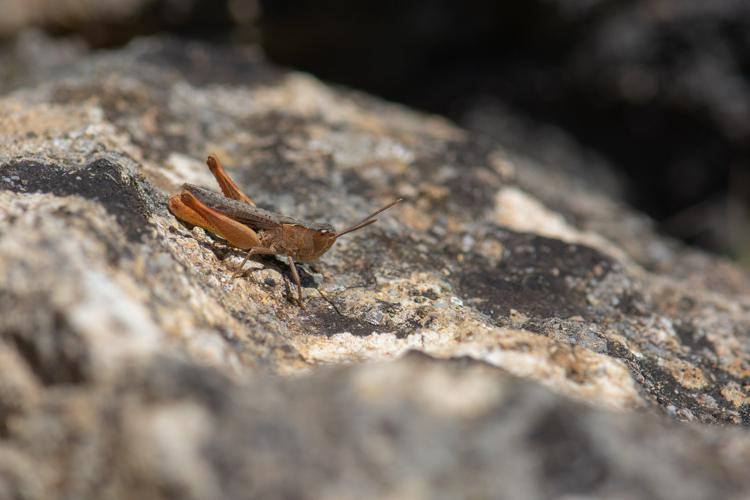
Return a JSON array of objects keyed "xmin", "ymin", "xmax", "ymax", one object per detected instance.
[
  {"xmin": 312, "ymin": 225, "xmax": 338, "ymax": 255},
  {"xmin": 300, "ymin": 199, "xmax": 401, "ymax": 261},
  {"xmin": 293, "ymin": 224, "xmax": 336, "ymax": 261}
]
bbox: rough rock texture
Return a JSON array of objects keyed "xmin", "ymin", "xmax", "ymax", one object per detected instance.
[{"xmin": 1, "ymin": 35, "xmax": 749, "ymax": 498}]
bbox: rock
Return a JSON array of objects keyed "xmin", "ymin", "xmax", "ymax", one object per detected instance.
[
  {"xmin": 0, "ymin": 34, "xmax": 749, "ymax": 498},
  {"xmin": 2, "ymin": 352, "xmax": 750, "ymax": 500},
  {"xmin": 0, "ymin": 0, "xmax": 257, "ymax": 47},
  {"xmin": 0, "ymin": 0, "xmax": 152, "ymax": 38},
  {"xmin": 263, "ymin": 0, "xmax": 750, "ymax": 253}
]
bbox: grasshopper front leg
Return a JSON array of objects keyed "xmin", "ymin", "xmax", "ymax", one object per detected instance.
[
  {"xmin": 287, "ymin": 255, "xmax": 304, "ymax": 307},
  {"xmin": 233, "ymin": 247, "xmax": 278, "ymax": 278}
]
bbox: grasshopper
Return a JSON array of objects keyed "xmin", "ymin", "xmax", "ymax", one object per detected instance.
[{"xmin": 168, "ymin": 155, "xmax": 401, "ymax": 306}]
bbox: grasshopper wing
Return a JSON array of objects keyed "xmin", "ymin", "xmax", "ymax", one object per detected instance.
[{"xmin": 183, "ymin": 184, "xmax": 303, "ymax": 231}]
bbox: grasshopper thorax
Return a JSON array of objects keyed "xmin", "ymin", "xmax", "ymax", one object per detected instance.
[{"xmin": 277, "ymin": 223, "xmax": 337, "ymax": 262}]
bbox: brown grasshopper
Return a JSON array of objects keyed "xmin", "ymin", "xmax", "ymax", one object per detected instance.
[{"xmin": 168, "ymin": 154, "xmax": 401, "ymax": 306}]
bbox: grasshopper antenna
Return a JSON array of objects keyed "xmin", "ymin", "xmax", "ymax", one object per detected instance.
[{"xmin": 336, "ymin": 199, "xmax": 402, "ymax": 238}]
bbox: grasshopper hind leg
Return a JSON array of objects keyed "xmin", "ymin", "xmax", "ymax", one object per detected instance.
[
  {"xmin": 177, "ymin": 191, "xmax": 262, "ymax": 250},
  {"xmin": 206, "ymin": 154, "xmax": 256, "ymax": 206}
]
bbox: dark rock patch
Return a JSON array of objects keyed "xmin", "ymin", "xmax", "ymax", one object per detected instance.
[{"xmin": 0, "ymin": 159, "xmax": 160, "ymax": 242}]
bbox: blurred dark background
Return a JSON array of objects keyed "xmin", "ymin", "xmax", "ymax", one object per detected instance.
[{"xmin": 3, "ymin": 0, "xmax": 749, "ymax": 260}]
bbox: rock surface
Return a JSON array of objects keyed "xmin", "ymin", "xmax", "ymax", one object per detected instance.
[{"xmin": 0, "ymin": 34, "xmax": 749, "ymax": 498}]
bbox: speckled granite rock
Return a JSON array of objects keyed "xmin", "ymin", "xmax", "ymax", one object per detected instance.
[
  {"xmin": 2, "ymin": 352, "xmax": 750, "ymax": 500},
  {"xmin": 0, "ymin": 35, "xmax": 749, "ymax": 498}
]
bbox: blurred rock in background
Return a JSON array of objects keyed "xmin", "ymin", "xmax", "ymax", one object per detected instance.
[
  {"xmin": 0, "ymin": 0, "xmax": 259, "ymax": 46},
  {"xmin": 261, "ymin": 0, "xmax": 750, "ymax": 259}
]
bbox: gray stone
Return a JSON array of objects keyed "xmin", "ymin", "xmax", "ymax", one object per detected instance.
[{"xmin": 0, "ymin": 34, "xmax": 749, "ymax": 499}]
